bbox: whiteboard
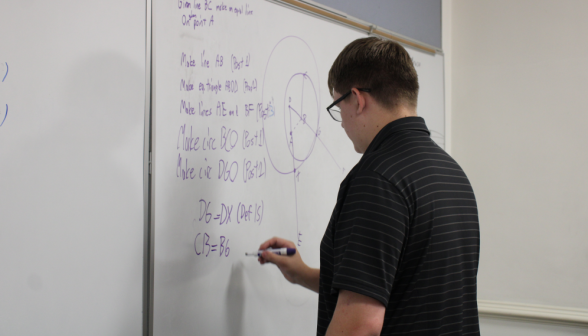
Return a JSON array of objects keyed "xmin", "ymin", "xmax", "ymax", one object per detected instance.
[
  {"xmin": 0, "ymin": 1, "xmax": 145, "ymax": 335},
  {"xmin": 151, "ymin": 0, "xmax": 445, "ymax": 334}
]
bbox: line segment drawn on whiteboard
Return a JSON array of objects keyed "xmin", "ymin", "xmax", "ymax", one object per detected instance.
[{"xmin": 2, "ymin": 62, "xmax": 7, "ymax": 82}]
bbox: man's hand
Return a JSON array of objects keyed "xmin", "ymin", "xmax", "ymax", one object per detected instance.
[
  {"xmin": 258, "ymin": 237, "xmax": 320, "ymax": 293},
  {"xmin": 326, "ymin": 290, "xmax": 385, "ymax": 336}
]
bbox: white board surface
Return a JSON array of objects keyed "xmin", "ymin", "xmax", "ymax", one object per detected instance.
[
  {"xmin": 151, "ymin": 1, "xmax": 445, "ymax": 334},
  {"xmin": 0, "ymin": 1, "xmax": 145, "ymax": 334}
]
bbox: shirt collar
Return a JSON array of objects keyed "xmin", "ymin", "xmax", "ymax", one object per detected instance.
[{"xmin": 364, "ymin": 116, "xmax": 430, "ymax": 154}]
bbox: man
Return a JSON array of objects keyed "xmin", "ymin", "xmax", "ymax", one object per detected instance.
[{"xmin": 259, "ymin": 37, "xmax": 480, "ymax": 335}]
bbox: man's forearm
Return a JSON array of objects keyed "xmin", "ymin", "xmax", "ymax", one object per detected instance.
[
  {"xmin": 297, "ymin": 267, "xmax": 320, "ymax": 293},
  {"xmin": 325, "ymin": 290, "xmax": 385, "ymax": 336}
]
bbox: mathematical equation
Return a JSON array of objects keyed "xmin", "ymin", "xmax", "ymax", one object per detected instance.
[
  {"xmin": 193, "ymin": 233, "xmax": 230, "ymax": 257},
  {"xmin": 199, "ymin": 199, "xmax": 264, "ymax": 225}
]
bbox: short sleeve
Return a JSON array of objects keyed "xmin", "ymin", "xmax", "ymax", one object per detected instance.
[{"xmin": 331, "ymin": 170, "xmax": 409, "ymax": 307}]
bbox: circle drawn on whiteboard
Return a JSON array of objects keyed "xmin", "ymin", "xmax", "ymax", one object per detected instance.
[
  {"xmin": 284, "ymin": 72, "xmax": 319, "ymax": 163},
  {"xmin": 262, "ymin": 36, "xmax": 321, "ymax": 175}
]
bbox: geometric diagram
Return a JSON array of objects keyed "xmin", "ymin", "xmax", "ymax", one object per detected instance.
[
  {"xmin": 261, "ymin": 36, "xmax": 323, "ymax": 246},
  {"xmin": 283, "ymin": 72, "xmax": 319, "ymax": 170},
  {"xmin": 262, "ymin": 37, "xmax": 320, "ymax": 175},
  {"xmin": 0, "ymin": 62, "xmax": 7, "ymax": 127}
]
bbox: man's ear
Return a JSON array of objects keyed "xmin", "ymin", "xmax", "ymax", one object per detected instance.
[{"xmin": 351, "ymin": 88, "xmax": 367, "ymax": 116}]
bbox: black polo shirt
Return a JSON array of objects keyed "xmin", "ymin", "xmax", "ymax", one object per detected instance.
[{"xmin": 318, "ymin": 117, "xmax": 480, "ymax": 336}]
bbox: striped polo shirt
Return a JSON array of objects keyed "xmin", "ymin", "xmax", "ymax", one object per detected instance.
[{"xmin": 318, "ymin": 117, "xmax": 480, "ymax": 335}]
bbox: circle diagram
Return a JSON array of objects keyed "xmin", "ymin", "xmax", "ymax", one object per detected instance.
[{"xmin": 261, "ymin": 37, "xmax": 321, "ymax": 175}]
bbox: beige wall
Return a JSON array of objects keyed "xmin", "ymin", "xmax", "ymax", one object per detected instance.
[{"xmin": 449, "ymin": 0, "xmax": 588, "ymax": 310}]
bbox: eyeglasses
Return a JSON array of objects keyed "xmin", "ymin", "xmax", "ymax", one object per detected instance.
[{"xmin": 326, "ymin": 88, "xmax": 371, "ymax": 122}]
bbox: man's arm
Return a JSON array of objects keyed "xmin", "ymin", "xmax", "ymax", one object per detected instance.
[
  {"xmin": 326, "ymin": 290, "xmax": 385, "ymax": 336},
  {"xmin": 258, "ymin": 237, "xmax": 320, "ymax": 293}
]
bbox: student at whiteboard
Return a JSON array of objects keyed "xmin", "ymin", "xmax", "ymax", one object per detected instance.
[{"xmin": 258, "ymin": 37, "xmax": 480, "ymax": 336}]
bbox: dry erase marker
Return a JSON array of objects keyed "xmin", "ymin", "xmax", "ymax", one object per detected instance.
[{"xmin": 245, "ymin": 248, "xmax": 296, "ymax": 257}]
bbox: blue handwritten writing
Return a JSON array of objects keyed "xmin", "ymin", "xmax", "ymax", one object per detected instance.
[
  {"xmin": 177, "ymin": 153, "xmax": 197, "ymax": 180},
  {"xmin": 244, "ymin": 103, "xmax": 254, "ymax": 117},
  {"xmin": 202, "ymin": 127, "xmax": 217, "ymax": 150},
  {"xmin": 2, "ymin": 62, "xmax": 7, "ymax": 82},
  {"xmin": 199, "ymin": 161, "xmax": 213, "ymax": 179},
  {"xmin": 0, "ymin": 105, "xmax": 7, "ymax": 127},
  {"xmin": 230, "ymin": 53, "xmax": 250, "ymax": 72},
  {"xmin": 181, "ymin": 52, "xmax": 196, "ymax": 67},
  {"xmin": 243, "ymin": 78, "xmax": 257, "ymax": 93},
  {"xmin": 242, "ymin": 128, "xmax": 265, "ymax": 149},
  {"xmin": 181, "ymin": 100, "xmax": 195, "ymax": 115},
  {"xmin": 178, "ymin": 0, "xmax": 191, "ymax": 9},
  {"xmin": 177, "ymin": 125, "xmax": 265, "ymax": 152},
  {"xmin": 199, "ymin": 199, "xmax": 265, "ymax": 225},
  {"xmin": 180, "ymin": 78, "xmax": 194, "ymax": 91},
  {"xmin": 225, "ymin": 80, "xmax": 238, "ymax": 93},
  {"xmin": 243, "ymin": 158, "xmax": 266, "ymax": 183},
  {"xmin": 0, "ymin": 62, "xmax": 6, "ymax": 127},
  {"xmin": 232, "ymin": 5, "xmax": 243, "ymax": 16},
  {"xmin": 218, "ymin": 159, "xmax": 238, "ymax": 182},
  {"xmin": 199, "ymin": 78, "xmax": 222, "ymax": 94},
  {"xmin": 199, "ymin": 199, "xmax": 212, "ymax": 223},
  {"xmin": 201, "ymin": 50, "xmax": 209, "ymax": 68},
  {"xmin": 213, "ymin": 203, "xmax": 233, "ymax": 225},
  {"xmin": 204, "ymin": 0, "xmax": 213, "ymax": 11},
  {"xmin": 236, "ymin": 201, "xmax": 264, "ymax": 225},
  {"xmin": 194, "ymin": 233, "xmax": 230, "ymax": 257},
  {"xmin": 177, "ymin": 124, "xmax": 200, "ymax": 151},
  {"xmin": 181, "ymin": 12, "xmax": 198, "ymax": 26},
  {"xmin": 220, "ymin": 126, "xmax": 238, "ymax": 153},
  {"xmin": 199, "ymin": 101, "xmax": 212, "ymax": 116},
  {"xmin": 256, "ymin": 99, "xmax": 274, "ymax": 122},
  {"xmin": 183, "ymin": 14, "xmax": 213, "ymax": 28},
  {"xmin": 215, "ymin": 2, "xmax": 227, "ymax": 11}
]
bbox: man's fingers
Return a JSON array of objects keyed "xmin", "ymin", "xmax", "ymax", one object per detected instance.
[
  {"xmin": 259, "ymin": 237, "xmax": 285, "ymax": 250},
  {"xmin": 261, "ymin": 251, "xmax": 288, "ymax": 266},
  {"xmin": 257, "ymin": 237, "xmax": 297, "ymax": 266},
  {"xmin": 261, "ymin": 251, "xmax": 275, "ymax": 263},
  {"xmin": 258, "ymin": 237, "xmax": 277, "ymax": 250},
  {"xmin": 259, "ymin": 236, "xmax": 295, "ymax": 250}
]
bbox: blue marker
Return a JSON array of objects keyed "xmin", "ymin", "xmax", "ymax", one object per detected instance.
[{"xmin": 245, "ymin": 247, "xmax": 296, "ymax": 257}]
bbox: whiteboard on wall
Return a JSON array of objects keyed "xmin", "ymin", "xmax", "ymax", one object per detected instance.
[
  {"xmin": 0, "ymin": 1, "xmax": 146, "ymax": 335},
  {"xmin": 151, "ymin": 0, "xmax": 444, "ymax": 334}
]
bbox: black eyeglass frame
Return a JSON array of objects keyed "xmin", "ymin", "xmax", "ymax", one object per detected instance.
[{"xmin": 325, "ymin": 88, "xmax": 372, "ymax": 122}]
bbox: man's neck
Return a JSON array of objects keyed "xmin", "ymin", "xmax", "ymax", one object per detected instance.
[{"xmin": 359, "ymin": 105, "xmax": 417, "ymax": 153}]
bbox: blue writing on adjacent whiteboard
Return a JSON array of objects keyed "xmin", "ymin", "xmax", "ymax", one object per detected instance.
[
  {"xmin": 0, "ymin": 62, "xmax": 7, "ymax": 127},
  {"xmin": 0, "ymin": 105, "xmax": 7, "ymax": 127}
]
